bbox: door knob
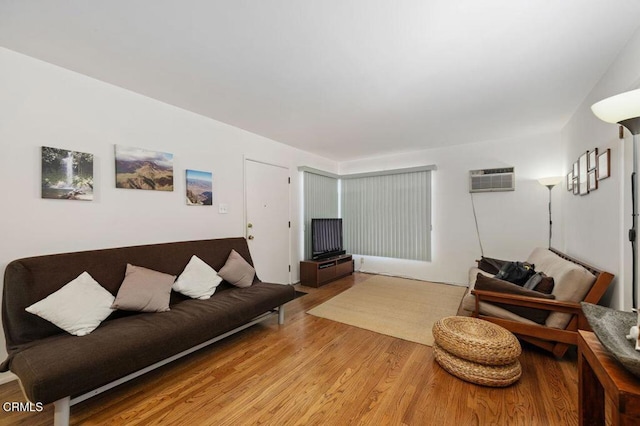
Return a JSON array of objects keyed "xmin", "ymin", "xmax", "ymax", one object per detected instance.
[
  {"xmin": 248, "ymin": 235, "xmax": 254, "ymax": 240},
  {"xmin": 247, "ymin": 223, "xmax": 253, "ymax": 228}
]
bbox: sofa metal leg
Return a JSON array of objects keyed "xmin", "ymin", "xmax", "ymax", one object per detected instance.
[
  {"xmin": 54, "ymin": 396, "xmax": 70, "ymax": 426},
  {"xmin": 278, "ymin": 305, "xmax": 285, "ymax": 325}
]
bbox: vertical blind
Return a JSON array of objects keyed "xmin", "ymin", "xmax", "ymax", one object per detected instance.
[
  {"xmin": 341, "ymin": 170, "xmax": 431, "ymax": 261},
  {"xmin": 303, "ymin": 172, "xmax": 339, "ymax": 259}
]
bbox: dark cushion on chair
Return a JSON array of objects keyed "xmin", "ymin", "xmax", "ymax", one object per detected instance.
[
  {"xmin": 523, "ymin": 272, "xmax": 555, "ymax": 294},
  {"xmin": 475, "ymin": 274, "xmax": 555, "ymax": 324}
]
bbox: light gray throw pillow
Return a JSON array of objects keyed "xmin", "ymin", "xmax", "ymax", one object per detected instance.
[
  {"xmin": 112, "ymin": 264, "xmax": 175, "ymax": 312},
  {"xmin": 218, "ymin": 249, "xmax": 255, "ymax": 288}
]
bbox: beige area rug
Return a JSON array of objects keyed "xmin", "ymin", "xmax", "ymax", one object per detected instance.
[{"xmin": 307, "ymin": 275, "xmax": 467, "ymax": 346}]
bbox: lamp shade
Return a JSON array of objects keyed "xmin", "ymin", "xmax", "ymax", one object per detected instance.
[
  {"xmin": 538, "ymin": 176, "xmax": 563, "ymax": 188},
  {"xmin": 591, "ymin": 88, "xmax": 640, "ymax": 135}
]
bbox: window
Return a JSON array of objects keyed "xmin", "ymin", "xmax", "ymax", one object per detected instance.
[
  {"xmin": 341, "ymin": 170, "xmax": 431, "ymax": 261},
  {"xmin": 300, "ymin": 165, "xmax": 434, "ymax": 261},
  {"xmin": 303, "ymin": 171, "xmax": 339, "ymax": 259}
]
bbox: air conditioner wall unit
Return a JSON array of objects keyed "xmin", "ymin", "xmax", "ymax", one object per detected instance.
[{"xmin": 469, "ymin": 167, "xmax": 515, "ymax": 193}]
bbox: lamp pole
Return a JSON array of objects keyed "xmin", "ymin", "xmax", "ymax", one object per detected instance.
[
  {"xmin": 538, "ymin": 177, "xmax": 562, "ymax": 249},
  {"xmin": 546, "ymin": 184, "xmax": 554, "ymax": 249},
  {"xmin": 631, "ymin": 133, "xmax": 638, "ymax": 310},
  {"xmin": 619, "ymin": 120, "xmax": 639, "ymax": 310},
  {"xmin": 592, "ymin": 88, "xmax": 640, "ymax": 311}
]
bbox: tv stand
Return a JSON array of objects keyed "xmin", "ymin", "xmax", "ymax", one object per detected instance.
[{"xmin": 300, "ymin": 254, "xmax": 353, "ymax": 287}]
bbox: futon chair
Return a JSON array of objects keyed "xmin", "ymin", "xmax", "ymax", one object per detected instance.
[{"xmin": 458, "ymin": 248, "xmax": 614, "ymax": 358}]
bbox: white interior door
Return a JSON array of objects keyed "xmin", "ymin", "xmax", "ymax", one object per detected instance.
[{"xmin": 245, "ymin": 159, "xmax": 290, "ymax": 284}]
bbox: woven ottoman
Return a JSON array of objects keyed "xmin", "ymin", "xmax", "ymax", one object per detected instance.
[{"xmin": 432, "ymin": 316, "xmax": 522, "ymax": 387}]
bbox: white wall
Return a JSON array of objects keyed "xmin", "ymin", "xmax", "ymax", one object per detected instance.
[
  {"xmin": 560, "ymin": 27, "xmax": 640, "ymax": 311},
  {"xmin": 0, "ymin": 47, "xmax": 338, "ymax": 382},
  {"xmin": 339, "ymin": 132, "xmax": 564, "ymax": 285}
]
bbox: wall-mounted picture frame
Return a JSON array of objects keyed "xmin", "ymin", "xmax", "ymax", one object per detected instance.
[
  {"xmin": 573, "ymin": 161, "xmax": 579, "ymax": 177},
  {"xmin": 572, "ymin": 178, "xmax": 579, "ymax": 195},
  {"xmin": 579, "ymin": 151, "xmax": 589, "ymax": 195},
  {"xmin": 566, "ymin": 172, "xmax": 574, "ymax": 191},
  {"xmin": 598, "ymin": 148, "xmax": 610, "ymax": 180},
  {"xmin": 588, "ymin": 148, "xmax": 598, "ymax": 171},
  {"xmin": 115, "ymin": 145, "xmax": 174, "ymax": 191},
  {"xmin": 41, "ymin": 146, "xmax": 94, "ymax": 201},
  {"xmin": 588, "ymin": 170, "xmax": 598, "ymax": 191},
  {"xmin": 186, "ymin": 169, "xmax": 213, "ymax": 206}
]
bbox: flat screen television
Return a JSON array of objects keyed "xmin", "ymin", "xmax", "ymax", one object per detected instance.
[{"xmin": 311, "ymin": 218, "xmax": 345, "ymax": 260}]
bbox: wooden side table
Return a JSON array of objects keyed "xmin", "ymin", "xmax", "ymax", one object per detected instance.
[{"xmin": 578, "ymin": 330, "xmax": 640, "ymax": 425}]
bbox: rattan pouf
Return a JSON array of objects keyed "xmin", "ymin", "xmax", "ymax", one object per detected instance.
[
  {"xmin": 432, "ymin": 316, "xmax": 522, "ymax": 387},
  {"xmin": 433, "ymin": 343, "xmax": 522, "ymax": 387}
]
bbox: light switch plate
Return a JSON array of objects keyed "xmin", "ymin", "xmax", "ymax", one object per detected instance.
[{"xmin": 218, "ymin": 203, "xmax": 228, "ymax": 214}]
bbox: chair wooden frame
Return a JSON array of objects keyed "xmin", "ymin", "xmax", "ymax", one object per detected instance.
[{"xmin": 471, "ymin": 248, "xmax": 615, "ymax": 358}]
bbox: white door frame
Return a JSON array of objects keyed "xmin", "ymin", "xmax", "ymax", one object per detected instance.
[{"xmin": 243, "ymin": 157, "xmax": 292, "ymax": 284}]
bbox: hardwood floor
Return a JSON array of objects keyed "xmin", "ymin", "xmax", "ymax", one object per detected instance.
[{"xmin": 0, "ymin": 273, "xmax": 579, "ymax": 425}]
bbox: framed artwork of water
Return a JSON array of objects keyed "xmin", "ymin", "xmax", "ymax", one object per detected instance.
[{"xmin": 41, "ymin": 146, "xmax": 94, "ymax": 201}]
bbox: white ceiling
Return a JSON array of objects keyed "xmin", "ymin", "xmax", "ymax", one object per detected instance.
[{"xmin": 1, "ymin": 1, "xmax": 640, "ymax": 161}]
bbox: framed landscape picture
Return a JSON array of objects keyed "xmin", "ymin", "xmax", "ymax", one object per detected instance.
[
  {"xmin": 566, "ymin": 172, "xmax": 573, "ymax": 191},
  {"xmin": 115, "ymin": 145, "xmax": 174, "ymax": 191},
  {"xmin": 588, "ymin": 170, "xmax": 598, "ymax": 191},
  {"xmin": 588, "ymin": 148, "xmax": 598, "ymax": 171},
  {"xmin": 186, "ymin": 170, "xmax": 213, "ymax": 206},
  {"xmin": 598, "ymin": 149, "xmax": 610, "ymax": 180},
  {"xmin": 579, "ymin": 151, "xmax": 589, "ymax": 195},
  {"xmin": 41, "ymin": 146, "xmax": 94, "ymax": 201}
]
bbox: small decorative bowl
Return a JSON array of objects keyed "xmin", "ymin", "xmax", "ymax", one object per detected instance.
[{"xmin": 581, "ymin": 302, "xmax": 640, "ymax": 378}]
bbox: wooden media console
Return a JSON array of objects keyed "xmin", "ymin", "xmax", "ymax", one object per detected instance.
[{"xmin": 300, "ymin": 254, "xmax": 353, "ymax": 287}]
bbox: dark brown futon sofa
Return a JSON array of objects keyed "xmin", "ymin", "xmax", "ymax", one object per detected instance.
[{"xmin": 1, "ymin": 237, "xmax": 295, "ymax": 426}]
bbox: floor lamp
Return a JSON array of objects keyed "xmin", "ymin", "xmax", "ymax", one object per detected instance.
[
  {"xmin": 538, "ymin": 176, "xmax": 563, "ymax": 249},
  {"xmin": 592, "ymin": 88, "xmax": 640, "ymax": 310}
]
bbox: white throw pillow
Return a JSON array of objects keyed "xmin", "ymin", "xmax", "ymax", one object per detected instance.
[
  {"xmin": 25, "ymin": 271, "xmax": 115, "ymax": 336},
  {"xmin": 173, "ymin": 255, "xmax": 223, "ymax": 299}
]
